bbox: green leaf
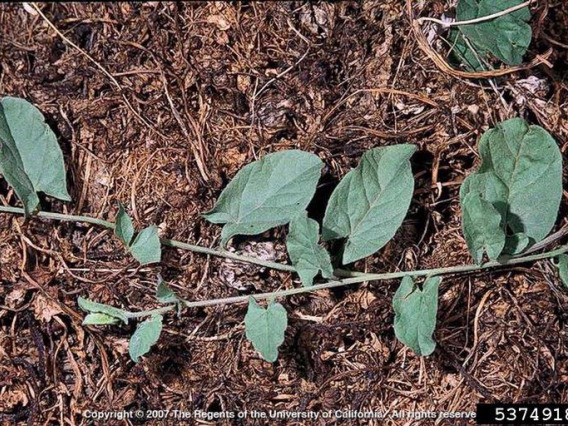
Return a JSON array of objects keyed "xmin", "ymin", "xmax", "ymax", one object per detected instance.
[
  {"xmin": 456, "ymin": 0, "xmax": 532, "ymax": 66},
  {"xmin": 0, "ymin": 104, "xmax": 38, "ymax": 215},
  {"xmin": 554, "ymin": 254, "xmax": 568, "ymax": 290},
  {"xmin": 322, "ymin": 145, "xmax": 416, "ymax": 264},
  {"xmin": 129, "ymin": 315, "xmax": 163, "ymax": 363},
  {"xmin": 1, "ymin": 97, "xmax": 71, "ymax": 202},
  {"xmin": 393, "ymin": 276, "xmax": 441, "ymax": 356},
  {"xmin": 244, "ymin": 298, "xmax": 288, "ymax": 362},
  {"xmin": 129, "ymin": 226, "xmax": 161, "ymax": 265},
  {"xmin": 286, "ymin": 212, "xmax": 333, "ymax": 287},
  {"xmin": 156, "ymin": 275, "xmax": 180, "ymax": 304},
  {"xmin": 460, "ymin": 118, "xmax": 562, "ymax": 253},
  {"xmin": 78, "ymin": 297, "xmax": 129, "ymax": 324},
  {"xmin": 0, "ymin": 97, "xmax": 72, "ymax": 214},
  {"xmin": 115, "ymin": 202, "xmax": 135, "ymax": 247},
  {"xmin": 461, "ymin": 192, "xmax": 506, "ymax": 263},
  {"xmin": 202, "ymin": 150, "xmax": 323, "ymax": 246},
  {"xmin": 503, "ymin": 232, "xmax": 530, "ymax": 256},
  {"xmin": 83, "ymin": 313, "xmax": 120, "ymax": 325},
  {"xmin": 114, "ymin": 205, "xmax": 161, "ymax": 265},
  {"xmin": 448, "ymin": 29, "xmax": 490, "ymax": 72}
]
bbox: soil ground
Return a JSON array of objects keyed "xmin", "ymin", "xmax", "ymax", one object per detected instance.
[{"xmin": 0, "ymin": 2, "xmax": 567, "ymax": 425}]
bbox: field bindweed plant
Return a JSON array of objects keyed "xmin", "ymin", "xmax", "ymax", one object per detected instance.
[
  {"xmin": 1, "ymin": 96, "xmax": 566, "ymax": 363},
  {"xmin": 448, "ymin": 0, "xmax": 532, "ymax": 71}
]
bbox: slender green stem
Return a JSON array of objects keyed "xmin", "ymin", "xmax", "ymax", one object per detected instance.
[
  {"xmin": 125, "ymin": 305, "xmax": 176, "ymax": 319},
  {"xmin": 2, "ymin": 205, "xmax": 566, "ymax": 318},
  {"xmin": 125, "ymin": 244, "xmax": 568, "ymax": 318},
  {"xmin": 0, "ymin": 206, "xmax": 115, "ymax": 228},
  {"xmin": 335, "ymin": 246, "xmax": 568, "ymax": 281},
  {"xmin": 176, "ymin": 244, "xmax": 568, "ymax": 309},
  {"xmin": 0, "ymin": 206, "xmax": 295, "ymax": 272},
  {"xmin": 161, "ymin": 238, "xmax": 295, "ymax": 272}
]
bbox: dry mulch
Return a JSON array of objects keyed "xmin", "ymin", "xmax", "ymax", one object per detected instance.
[{"xmin": 0, "ymin": 2, "xmax": 567, "ymax": 425}]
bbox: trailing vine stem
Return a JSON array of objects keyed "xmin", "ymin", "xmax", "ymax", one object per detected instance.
[
  {"xmin": 415, "ymin": 0, "xmax": 532, "ymax": 28},
  {"xmin": 0, "ymin": 206, "xmax": 296, "ymax": 272},
  {"xmin": 1, "ymin": 205, "xmax": 567, "ymax": 318}
]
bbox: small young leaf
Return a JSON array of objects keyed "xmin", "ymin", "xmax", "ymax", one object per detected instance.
[
  {"xmin": 115, "ymin": 202, "xmax": 135, "ymax": 247},
  {"xmin": 322, "ymin": 145, "xmax": 416, "ymax": 264},
  {"xmin": 156, "ymin": 275, "xmax": 180, "ymax": 304},
  {"xmin": 0, "ymin": 97, "xmax": 71, "ymax": 214},
  {"xmin": 461, "ymin": 192, "xmax": 506, "ymax": 263},
  {"xmin": 129, "ymin": 226, "xmax": 161, "ymax": 265},
  {"xmin": 503, "ymin": 232, "xmax": 530, "ymax": 256},
  {"xmin": 83, "ymin": 313, "xmax": 120, "ymax": 325},
  {"xmin": 244, "ymin": 298, "xmax": 288, "ymax": 362},
  {"xmin": 554, "ymin": 254, "xmax": 568, "ymax": 289},
  {"xmin": 460, "ymin": 118, "xmax": 562, "ymax": 252},
  {"xmin": 393, "ymin": 276, "xmax": 441, "ymax": 356},
  {"xmin": 78, "ymin": 297, "xmax": 129, "ymax": 324},
  {"xmin": 286, "ymin": 212, "xmax": 333, "ymax": 287},
  {"xmin": 456, "ymin": 0, "xmax": 532, "ymax": 66},
  {"xmin": 129, "ymin": 314, "xmax": 163, "ymax": 363},
  {"xmin": 202, "ymin": 150, "xmax": 323, "ymax": 246}
]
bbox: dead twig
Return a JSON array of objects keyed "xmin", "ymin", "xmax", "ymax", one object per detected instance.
[
  {"xmin": 160, "ymin": 72, "xmax": 210, "ymax": 182},
  {"xmin": 29, "ymin": 2, "xmax": 167, "ymax": 139},
  {"xmin": 322, "ymin": 88, "xmax": 439, "ymax": 127}
]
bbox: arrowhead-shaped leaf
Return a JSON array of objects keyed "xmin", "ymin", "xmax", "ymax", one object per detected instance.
[
  {"xmin": 202, "ymin": 150, "xmax": 323, "ymax": 246},
  {"xmin": 244, "ymin": 298, "xmax": 288, "ymax": 362},
  {"xmin": 156, "ymin": 275, "xmax": 180, "ymax": 304},
  {"xmin": 129, "ymin": 315, "xmax": 163, "ymax": 363},
  {"xmin": 129, "ymin": 226, "xmax": 161, "ymax": 265},
  {"xmin": 78, "ymin": 297, "xmax": 129, "ymax": 324},
  {"xmin": 461, "ymin": 192, "xmax": 506, "ymax": 263},
  {"xmin": 460, "ymin": 118, "xmax": 562, "ymax": 255},
  {"xmin": 322, "ymin": 145, "xmax": 416, "ymax": 264},
  {"xmin": 0, "ymin": 97, "xmax": 70, "ymax": 214},
  {"xmin": 115, "ymin": 202, "xmax": 135, "ymax": 246},
  {"xmin": 286, "ymin": 212, "xmax": 333, "ymax": 287},
  {"xmin": 393, "ymin": 276, "xmax": 441, "ymax": 356},
  {"xmin": 113, "ymin": 205, "xmax": 161, "ymax": 265},
  {"xmin": 455, "ymin": 0, "xmax": 532, "ymax": 66}
]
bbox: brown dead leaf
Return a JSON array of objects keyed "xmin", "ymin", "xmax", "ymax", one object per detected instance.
[
  {"xmin": 237, "ymin": 74, "xmax": 251, "ymax": 93},
  {"xmin": 33, "ymin": 294, "xmax": 63, "ymax": 323},
  {"xmin": 0, "ymin": 388, "xmax": 29, "ymax": 411},
  {"xmin": 5, "ymin": 288, "xmax": 26, "ymax": 308},
  {"xmin": 207, "ymin": 15, "xmax": 231, "ymax": 31},
  {"xmin": 355, "ymin": 289, "xmax": 377, "ymax": 310},
  {"xmin": 108, "ymin": 337, "xmax": 130, "ymax": 355}
]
